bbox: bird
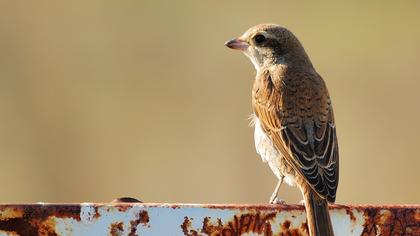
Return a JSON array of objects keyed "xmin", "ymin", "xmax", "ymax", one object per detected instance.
[{"xmin": 225, "ymin": 24, "xmax": 339, "ymax": 236}]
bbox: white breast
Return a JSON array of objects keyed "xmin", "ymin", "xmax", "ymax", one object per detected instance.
[{"xmin": 252, "ymin": 115, "xmax": 296, "ymax": 186}]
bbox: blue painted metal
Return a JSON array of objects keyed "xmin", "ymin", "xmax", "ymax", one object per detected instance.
[{"xmin": 0, "ymin": 203, "xmax": 418, "ymax": 235}]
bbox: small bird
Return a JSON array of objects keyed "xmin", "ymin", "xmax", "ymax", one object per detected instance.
[{"xmin": 225, "ymin": 24, "xmax": 339, "ymax": 236}]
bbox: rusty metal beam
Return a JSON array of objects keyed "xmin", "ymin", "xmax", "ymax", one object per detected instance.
[{"xmin": 0, "ymin": 203, "xmax": 418, "ymax": 235}]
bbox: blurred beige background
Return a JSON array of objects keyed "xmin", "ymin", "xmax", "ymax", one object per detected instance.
[{"xmin": 0, "ymin": 1, "xmax": 419, "ymax": 204}]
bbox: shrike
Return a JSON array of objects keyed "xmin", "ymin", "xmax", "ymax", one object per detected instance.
[{"xmin": 226, "ymin": 24, "xmax": 339, "ymax": 236}]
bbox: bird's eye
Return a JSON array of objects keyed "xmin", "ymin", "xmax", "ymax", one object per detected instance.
[{"xmin": 254, "ymin": 34, "xmax": 266, "ymax": 44}]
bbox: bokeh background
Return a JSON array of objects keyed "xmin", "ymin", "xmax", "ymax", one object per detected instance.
[{"xmin": 0, "ymin": 1, "xmax": 419, "ymax": 204}]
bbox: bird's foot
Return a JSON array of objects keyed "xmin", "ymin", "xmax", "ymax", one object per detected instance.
[{"xmin": 269, "ymin": 196, "xmax": 286, "ymax": 204}]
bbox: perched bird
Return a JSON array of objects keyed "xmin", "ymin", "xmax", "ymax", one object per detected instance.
[{"xmin": 225, "ymin": 24, "xmax": 339, "ymax": 236}]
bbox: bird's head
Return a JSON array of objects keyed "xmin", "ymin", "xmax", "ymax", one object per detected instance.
[{"xmin": 225, "ymin": 24, "xmax": 310, "ymax": 71}]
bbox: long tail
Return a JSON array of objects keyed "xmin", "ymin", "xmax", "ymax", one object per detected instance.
[{"xmin": 303, "ymin": 188, "xmax": 334, "ymax": 236}]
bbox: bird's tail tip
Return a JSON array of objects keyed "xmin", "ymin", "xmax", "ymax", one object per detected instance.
[{"xmin": 304, "ymin": 190, "xmax": 335, "ymax": 236}]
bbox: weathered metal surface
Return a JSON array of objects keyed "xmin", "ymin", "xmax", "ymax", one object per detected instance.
[{"xmin": 0, "ymin": 203, "xmax": 418, "ymax": 236}]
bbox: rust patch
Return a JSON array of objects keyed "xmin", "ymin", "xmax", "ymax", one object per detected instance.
[
  {"xmin": 0, "ymin": 208, "xmax": 24, "ymax": 221},
  {"xmin": 138, "ymin": 210, "xmax": 149, "ymax": 225},
  {"xmin": 201, "ymin": 217, "xmax": 223, "ymax": 234},
  {"xmin": 185, "ymin": 212, "xmax": 277, "ymax": 235},
  {"xmin": 109, "ymin": 222, "xmax": 124, "ymax": 236},
  {"xmin": 129, "ymin": 210, "xmax": 150, "ymax": 236},
  {"xmin": 0, "ymin": 205, "xmax": 81, "ymax": 236},
  {"xmin": 38, "ymin": 217, "xmax": 59, "ymax": 236},
  {"xmin": 282, "ymin": 220, "xmax": 291, "ymax": 230},
  {"xmin": 279, "ymin": 219, "xmax": 307, "ymax": 235},
  {"xmin": 0, "ymin": 230, "xmax": 19, "ymax": 236},
  {"xmin": 361, "ymin": 207, "xmax": 420, "ymax": 236},
  {"xmin": 181, "ymin": 217, "xmax": 198, "ymax": 236},
  {"xmin": 344, "ymin": 206, "xmax": 356, "ymax": 222},
  {"xmin": 93, "ymin": 207, "xmax": 101, "ymax": 219}
]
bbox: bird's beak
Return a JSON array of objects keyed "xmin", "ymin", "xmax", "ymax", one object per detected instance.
[{"xmin": 225, "ymin": 38, "xmax": 248, "ymax": 51}]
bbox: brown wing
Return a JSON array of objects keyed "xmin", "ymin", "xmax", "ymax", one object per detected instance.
[{"xmin": 253, "ymin": 69, "xmax": 339, "ymax": 202}]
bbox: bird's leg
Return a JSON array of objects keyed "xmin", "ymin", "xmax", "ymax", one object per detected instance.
[{"xmin": 269, "ymin": 176, "xmax": 285, "ymax": 204}]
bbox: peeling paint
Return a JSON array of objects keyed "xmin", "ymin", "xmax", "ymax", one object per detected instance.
[{"xmin": 0, "ymin": 204, "xmax": 417, "ymax": 235}]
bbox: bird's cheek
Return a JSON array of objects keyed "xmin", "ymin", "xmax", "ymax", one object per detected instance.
[
  {"xmin": 243, "ymin": 49, "xmax": 263, "ymax": 72},
  {"xmin": 252, "ymin": 49, "xmax": 265, "ymax": 66}
]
